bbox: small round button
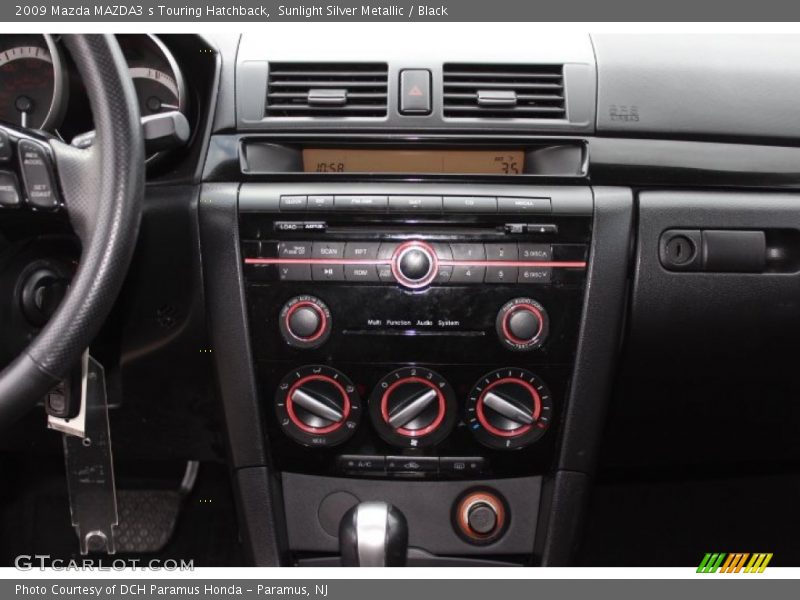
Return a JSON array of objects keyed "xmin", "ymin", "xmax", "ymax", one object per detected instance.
[
  {"xmin": 279, "ymin": 296, "xmax": 332, "ymax": 349},
  {"xmin": 391, "ymin": 241, "xmax": 438, "ymax": 289}
]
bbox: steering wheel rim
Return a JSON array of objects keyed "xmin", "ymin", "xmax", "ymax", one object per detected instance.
[{"xmin": 0, "ymin": 35, "xmax": 144, "ymax": 424}]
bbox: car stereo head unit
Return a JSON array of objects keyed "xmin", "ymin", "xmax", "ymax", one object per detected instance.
[{"xmin": 238, "ymin": 182, "xmax": 592, "ymax": 483}]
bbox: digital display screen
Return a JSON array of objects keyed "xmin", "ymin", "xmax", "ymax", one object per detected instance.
[{"xmin": 302, "ymin": 149, "xmax": 525, "ymax": 175}]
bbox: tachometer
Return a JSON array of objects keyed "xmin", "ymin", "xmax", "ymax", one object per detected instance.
[
  {"xmin": 117, "ymin": 35, "xmax": 186, "ymax": 119},
  {"xmin": 0, "ymin": 35, "xmax": 67, "ymax": 130}
]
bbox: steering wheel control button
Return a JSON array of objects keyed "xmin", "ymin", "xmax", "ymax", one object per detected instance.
[
  {"xmin": 18, "ymin": 140, "xmax": 58, "ymax": 209},
  {"xmin": 279, "ymin": 295, "xmax": 332, "ymax": 349},
  {"xmin": 467, "ymin": 368, "xmax": 554, "ymax": 450},
  {"xmin": 0, "ymin": 171, "xmax": 21, "ymax": 207},
  {"xmin": 453, "ymin": 489, "xmax": 508, "ymax": 545},
  {"xmin": 369, "ymin": 367, "xmax": 457, "ymax": 448},
  {"xmin": 496, "ymin": 297, "xmax": 549, "ymax": 351},
  {"xmin": 391, "ymin": 241, "xmax": 438, "ymax": 289},
  {"xmin": 275, "ymin": 365, "xmax": 361, "ymax": 447}
]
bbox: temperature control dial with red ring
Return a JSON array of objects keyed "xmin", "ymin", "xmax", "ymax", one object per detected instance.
[
  {"xmin": 496, "ymin": 298, "xmax": 549, "ymax": 351},
  {"xmin": 369, "ymin": 367, "xmax": 457, "ymax": 448},
  {"xmin": 279, "ymin": 295, "xmax": 332, "ymax": 349},
  {"xmin": 275, "ymin": 365, "xmax": 361, "ymax": 447},
  {"xmin": 466, "ymin": 368, "xmax": 554, "ymax": 450}
]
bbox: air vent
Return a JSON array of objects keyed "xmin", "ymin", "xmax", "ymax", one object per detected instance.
[
  {"xmin": 266, "ymin": 63, "xmax": 388, "ymax": 117},
  {"xmin": 443, "ymin": 64, "xmax": 566, "ymax": 119}
]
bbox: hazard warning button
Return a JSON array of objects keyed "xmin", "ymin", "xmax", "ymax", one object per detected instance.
[{"xmin": 400, "ymin": 69, "xmax": 432, "ymax": 115}]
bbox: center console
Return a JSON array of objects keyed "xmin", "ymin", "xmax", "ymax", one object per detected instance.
[
  {"xmin": 233, "ymin": 182, "xmax": 591, "ymax": 557},
  {"xmin": 198, "ymin": 33, "xmax": 633, "ymax": 566}
]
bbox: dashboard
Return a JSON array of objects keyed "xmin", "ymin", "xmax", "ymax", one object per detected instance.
[{"xmin": 2, "ymin": 31, "xmax": 800, "ymax": 568}]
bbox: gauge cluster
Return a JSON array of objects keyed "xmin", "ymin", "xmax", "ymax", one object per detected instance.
[{"xmin": 0, "ymin": 34, "xmax": 196, "ymax": 167}]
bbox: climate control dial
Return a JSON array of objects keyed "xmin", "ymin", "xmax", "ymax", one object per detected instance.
[
  {"xmin": 275, "ymin": 365, "xmax": 361, "ymax": 447},
  {"xmin": 369, "ymin": 367, "xmax": 456, "ymax": 448},
  {"xmin": 466, "ymin": 368, "xmax": 553, "ymax": 450},
  {"xmin": 496, "ymin": 297, "xmax": 548, "ymax": 351}
]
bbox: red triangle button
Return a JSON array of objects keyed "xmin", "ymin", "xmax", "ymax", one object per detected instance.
[{"xmin": 408, "ymin": 85, "xmax": 423, "ymax": 97}]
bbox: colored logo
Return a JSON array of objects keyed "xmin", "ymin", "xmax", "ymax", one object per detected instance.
[{"xmin": 697, "ymin": 553, "xmax": 773, "ymax": 573}]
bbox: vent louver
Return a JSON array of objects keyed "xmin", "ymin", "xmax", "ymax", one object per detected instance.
[
  {"xmin": 266, "ymin": 63, "xmax": 389, "ymax": 117},
  {"xmin": 443, "ymin": 64, "xmax": 566, "ymax": 119}
]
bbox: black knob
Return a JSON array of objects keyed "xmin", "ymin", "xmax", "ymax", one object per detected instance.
[
  {"xmin": 288, "ymin": 305, "xmax": 322, "ymax": 339},
  {"xmin": 275, "ymin": 366, "xmax": 362, "ymax": 447},
  {"xmin": 496, "ymin": 298, "xmax": 548, "ymax": 351},
  {"xmin": 391, "ymin": 242, "xmax": 438, "ymax": 288},
  {"xmin": 279, "ymin": 296, "xmax": 332, "ymax": 349},
  {"xmin": 454, "ymin": 490, "xmax": 507, "ymax": 545},
  {"xmin": 467, "ymin": 503, "xmax": 498, "ymax": 535},
  {"xmin": 399, "ymin": 248, "xmax": 431, "ymax": 281},
  {"xmin": 506, "ymin": 307, "xmax": 540, "ymax": 342}
]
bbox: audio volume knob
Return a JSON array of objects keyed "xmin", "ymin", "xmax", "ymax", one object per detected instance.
[
  {"xmin": 496, "ymin": 297, "xmax": 548, "ymax": 351},
  {"xmin": 369, "ymin": 367, "xmax": 457, "ymax": 448},
  {"xmin": 391, "ymin": 241, "xmax": 438, "ymax": 289},
  {"xmin": 466, "ymin": 368, "xmax": 554, "ymax": 450},
  {"xmin": 279, "ymin": 295, "xmax": 332, "ymax": 349},
  {"xmin": 275, "ymin": 365, "xmax": 361, "ymax": 447},
  {"xmin": 453, "ymin": 489, "xmax": 508, "ymax": 545}
]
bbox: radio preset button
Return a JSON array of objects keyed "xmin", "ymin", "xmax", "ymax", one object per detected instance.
[
  {"xmin": 450, "ymin": 243, "xmax": 486, "ymax": 261},
  {"xmin": 518, "ymin": 267, "xmax": 552, "ymax": 284},
  {"xmin": 485, "ymin": 243, "xmax": 519, "ymax": 261},
  {"xmin": 450, "ymin": 265, "xmax": 486, "ymax": 283},
  {"xmin": 518, "ymin": 244, "xmax": 553, "ymax": 260},
  {"xmin": 485, "ymin": 266, "xmax": 518, "ymax": 283}
]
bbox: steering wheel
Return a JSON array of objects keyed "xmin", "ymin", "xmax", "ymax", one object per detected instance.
[{"xmin": 0, "ymin": 35, "xmax": 144, "ymax": 424}]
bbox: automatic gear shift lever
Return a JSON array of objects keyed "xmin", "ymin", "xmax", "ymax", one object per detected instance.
[{"xmin": 339, "ymin": 501, "xmax": 408, "ymax": 566}]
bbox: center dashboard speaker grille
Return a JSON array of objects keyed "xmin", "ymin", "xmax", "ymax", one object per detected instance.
[
  {"xmin": 443, "ymin": 63, "xmax": 566, "ymax": 119},
  {"xmin": 265, "ymin": 62, "xmax": 389, "ymax": 117}
]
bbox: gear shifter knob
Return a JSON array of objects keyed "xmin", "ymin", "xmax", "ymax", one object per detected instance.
[{"xmin": 339, "ymin": 501, "xmax": 408, "ymax": 566}]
